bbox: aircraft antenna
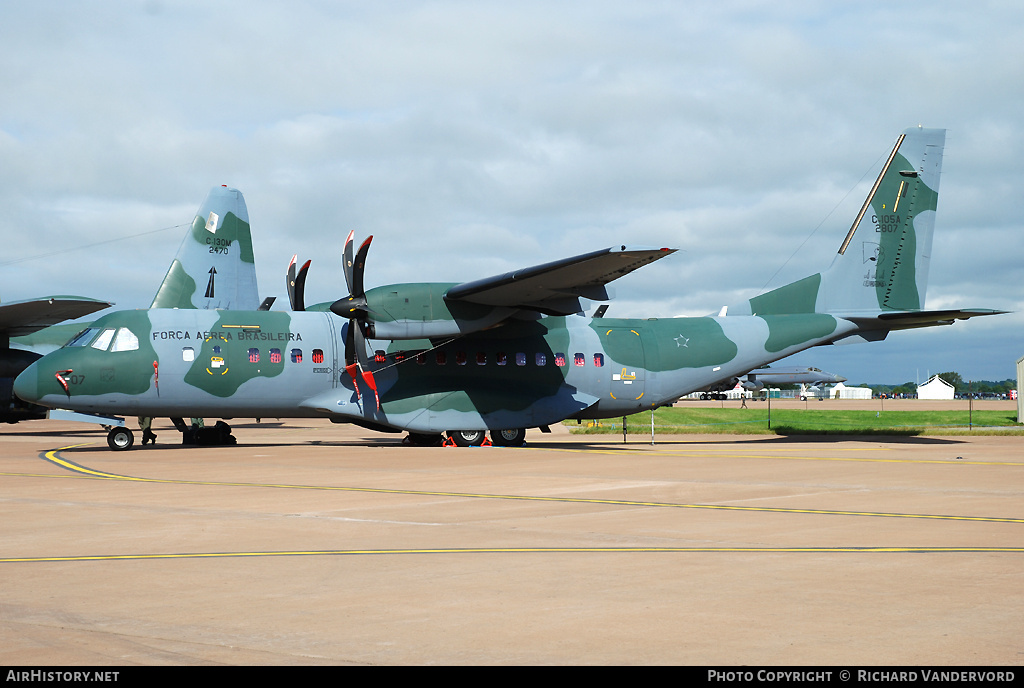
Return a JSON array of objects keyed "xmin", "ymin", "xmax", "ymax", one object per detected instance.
[
  {"xmin": 0, "ymin": 223, "xmax": 189, "ymax": 268},
  {"xmin": 754, "ymin": 142, "xmax": 890, "ymax": 296}
]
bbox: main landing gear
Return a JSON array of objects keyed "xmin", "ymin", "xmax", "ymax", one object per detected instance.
[{"xmin": 437, "ymin": 428, "xmax": 527, "ymax": 447}]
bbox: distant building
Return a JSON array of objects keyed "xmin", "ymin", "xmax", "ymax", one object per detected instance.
[{"xmin": 917, "ymin": 374, "xmax": 955, "ymax": 400}]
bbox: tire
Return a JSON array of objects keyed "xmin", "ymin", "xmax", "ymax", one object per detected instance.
[
  {"xmin": 448, "ymin": 430, "xmax": 485, "ymax": 447},
  {"xmin": 491, "ymin": 428, "xmax": 526, "ymax": 447},
  {"xmin": 107, "ymin": 427, "xmax": 134, "ymax": 451}
]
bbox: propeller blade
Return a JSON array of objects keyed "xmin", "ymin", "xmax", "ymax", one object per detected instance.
[
  {"xmin": 342, "ymin": 230, "xmax": 355, "ymax": 295},
  {"xmin": 344, "ymin": 318, "xmax": 356, "ymax": 367},
  {"xmin": 293, "ymin": 260, "xmax": 310, "ymax": 312},
  {"xmin": 351, "ymin": 235, "xmax": 373, "ymax": 297},
  {"xmin": 342, "ymin": 318, "xmax": 380, "ymax": 411},
  {"xmin": 286, "ymin": 254, "xmax": 297, "ymax": 310}
]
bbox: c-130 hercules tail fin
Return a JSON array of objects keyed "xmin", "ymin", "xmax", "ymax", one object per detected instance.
[{"xmin": 150, "ymin": 186, "xmax": 259, "ymax": 311}]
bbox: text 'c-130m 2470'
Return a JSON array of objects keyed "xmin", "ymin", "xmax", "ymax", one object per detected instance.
[{"xmin": 13, "ymin": 127, "xmax": 1005, "ymax": 449}]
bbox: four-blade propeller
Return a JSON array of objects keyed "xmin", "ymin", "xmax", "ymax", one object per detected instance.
[{"xmin": 330, "ymin": 231, "xmax": 379, "ymax": 410}]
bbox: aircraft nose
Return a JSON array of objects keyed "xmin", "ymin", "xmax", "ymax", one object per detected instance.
[{"xmin": 13, "ymin": 364, "xmax": 39, "ymax": 404}]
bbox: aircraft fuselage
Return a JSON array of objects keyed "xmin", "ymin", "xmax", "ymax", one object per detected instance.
[{"xmin": 14, "ymin": 307, "xmax": 859, "ymax": 433}]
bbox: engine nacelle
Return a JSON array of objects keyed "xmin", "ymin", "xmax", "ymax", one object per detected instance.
[{"xmin": 363, "ymin": 283, "xmax": 518, "ymax": 339}]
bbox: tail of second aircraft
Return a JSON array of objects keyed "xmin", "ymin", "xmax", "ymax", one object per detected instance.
[
  {"xmin": 730, "ymin": 127, "xmax": 946, "ymax": 317},
  {"xmin": 727, "ymin": 127, "xmax": 1002, "ymax": 331},
  {"xmin": 150, "ymin": 186, "xmax": 260, "ymax": 310}
]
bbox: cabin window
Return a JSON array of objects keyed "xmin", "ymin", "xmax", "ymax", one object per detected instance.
[
  {"xmin": 270, "ymin": 348, "xmax": 282, "ymax": 364},
  {"xmin": 436, "ymin": 351, "xmax": 447, "ymax": 366},
  {"xmin": 66, "ymin": 328, "xmax": 100, "ymax": 347},
  {"xmin": 496, "ymin": 352, "xmax": 507, "ymax": 366},
  {"xmin": 110, "ymin": 328, "xmax": 139, "ymax": 352},
  {"xmin": 291, "ymin": 349, "xmax": 302, "ymax": 363},
  {"xmin": 248, "ymin": 348, "xmax": 260, "ymax": 363},
  {"xmin": 516, "ymin": 353, "xmax": 527, "ymax": 366},
  {"xmin": 374, "ymin": 350, "xmax": 386, "ymax": 363},
  {"xmin": 554, "ymin": 353, "xmax": 566, "ymax": 367},
  {"xmin": 182, "ymin": 347, "xmax": 195, "ymax": 362},
  {"xmin": 574, "ymin": 353, "xmax": 585, "ymax": 367},
  {"xmin": 416, "ymin": 353, "xmax": 427, "ymax": 365},
  {"xmin": 91, "ymin": 328, "xmax": 116, "ymax": 351},
  {"xmin": 456, "ymin": 351, "xmax": 467, "ymax": 366},
  {"xmin": 593, "ymin": 353, "xmax": 604, "ymax": 367},
  {"xmin": 535, "ymin": 353, "xmax": 546, "ymax": 366},
  {"xmin": 312, "ymin": 349, "xmax": 324, "ymax": 364},
  {"xmin": 476, "ymin": 352, "xmax": 486, "ymax": 365}
]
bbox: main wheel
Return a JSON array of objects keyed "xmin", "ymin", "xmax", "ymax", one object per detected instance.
[
  {"xmin": 448, "ymin": 430, "xmax": 485, "ymax": 447},
  {"xmin": 107, "ymin": 427, "xmax": 134, "ymax": 451},
  {"xmin": 491, "ymin": 428, "xmax": 526, "ymax": 447}
]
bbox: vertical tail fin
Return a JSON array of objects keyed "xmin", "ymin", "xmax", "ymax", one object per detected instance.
[
  {"xmin": 150, "ymin": 186, "xmax": 260, "ymax": 310},
  {"xmin": 733, "ymin": 127, "xmax": 946, "ymax": 316}
]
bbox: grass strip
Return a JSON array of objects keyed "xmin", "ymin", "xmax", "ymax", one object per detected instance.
[{"xmin": 570, "ymin": 407, "xmax": 1024, "ymax": 436}]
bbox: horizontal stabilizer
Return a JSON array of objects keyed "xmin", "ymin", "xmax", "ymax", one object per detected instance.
[
  {"xmin": 845, "ymin": 308, "xmax": 1007, "ymax": 331},
  {"xmin": 0, "ymin": 297, "xmax": 112, "ymax": 337},
  {"xmin": 446, "ymin": 246, "xmax": 675, "ymax": 315}
]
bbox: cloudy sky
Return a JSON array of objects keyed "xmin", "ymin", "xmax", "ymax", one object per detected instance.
[{"xmin": 2, "ymin": 1, "xmax": 1021, "ymax": 385}]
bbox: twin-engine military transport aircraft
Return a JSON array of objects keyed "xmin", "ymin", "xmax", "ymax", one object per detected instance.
[{"xmin": 13, "ymin": 127, "xmax": 1004, "ymax": 449}]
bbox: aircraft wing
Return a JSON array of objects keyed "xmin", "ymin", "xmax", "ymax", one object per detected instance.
[
  {"xmin": 445, "ymin": 246, "xmax": 676, "ymax": 315},
  {"xmin": 0, "ymin": 296, "xmax": 112, "ymax": 337}
]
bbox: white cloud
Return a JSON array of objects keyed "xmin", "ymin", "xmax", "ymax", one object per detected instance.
[{"xmin": 1, "ymin": 1, "xmax": 1022, "ymax": 381}]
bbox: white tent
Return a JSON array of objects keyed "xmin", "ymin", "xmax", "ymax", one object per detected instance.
[
  {"xmin": 917, "ymin": 374, "xmax": 955, "ymax": 400},
  {"xmin": 830, "ymin": 382, "xmax": 872, "ymax": 399}
]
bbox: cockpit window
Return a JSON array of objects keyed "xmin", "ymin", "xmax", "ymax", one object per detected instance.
[
  {"xmin": 90, "ymin": 328, "xmax": 116, "ymax": 351},
  {"xmin": 66, "ymin": 327, "xmax": 100, "ymax": 347},
  {"xmin": 110, "ymin": 328, "xmax": 139, "ymax": 352}
]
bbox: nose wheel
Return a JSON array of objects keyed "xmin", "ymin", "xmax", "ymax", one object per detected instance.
[{"xmin": 106, "ymin": 427, "xmax": 135, "ymax": 451}]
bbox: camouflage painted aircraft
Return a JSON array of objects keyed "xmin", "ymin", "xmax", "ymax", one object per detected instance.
[
  {"xmin": 2, "ymin": 185, "xmax": 260, "ymax": 424},
  {"xmin": 13, "ymin": 127, "xmax": 1005, "ymax": 449}
]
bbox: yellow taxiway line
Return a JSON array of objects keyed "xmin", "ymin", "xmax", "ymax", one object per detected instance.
[{"xmin": 23, "ymin": 445, "xmax": 1024, "ymax": 525}]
